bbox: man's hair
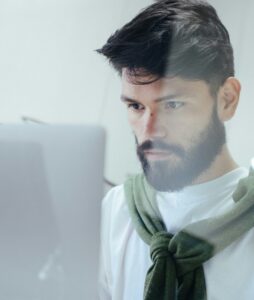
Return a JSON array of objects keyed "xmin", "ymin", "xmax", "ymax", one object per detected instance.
[{"xmin": 97, "ymin": 0, "xmax": 234, "ymax": 95}]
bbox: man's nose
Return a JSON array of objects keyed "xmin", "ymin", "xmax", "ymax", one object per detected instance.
[{"xmin": 142, "ymin": 111, "xmax": 166, "ymax": 139}]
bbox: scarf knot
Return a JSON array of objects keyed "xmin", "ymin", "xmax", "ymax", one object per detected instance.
[{"xmin": 150, "ymin": 231, "xmax": 173, "ymax": 262}]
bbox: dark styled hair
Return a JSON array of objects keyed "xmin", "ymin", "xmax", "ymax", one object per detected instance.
[{"xmin": 97, "ymin": 0, "xmax": 234, "ymax": 95}]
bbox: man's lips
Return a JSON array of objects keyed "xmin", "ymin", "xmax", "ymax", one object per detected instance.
[{"xmin": 143, "ymin": 150, "xmax": 172, "ymax": 160}]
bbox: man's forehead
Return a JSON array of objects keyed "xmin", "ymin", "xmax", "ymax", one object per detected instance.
[
  {"xmin": 121, "ymin": 70, "xmax": 215, "ymax": 105},
  {"xmin": 122, "ymin": 69, "xmax": 180, "ymax": 94},
  {"xmin": 121, "ymin": 69, "xmax": 205, "ymax": 96},
  {"xmin": 122, "ymin": 68, "xmax": 158, "ymax": 84}
]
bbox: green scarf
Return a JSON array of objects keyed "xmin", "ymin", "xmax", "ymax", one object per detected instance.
[{"xmin": 124, "ymin": 169, "xmax": 254, "ymax": 300}]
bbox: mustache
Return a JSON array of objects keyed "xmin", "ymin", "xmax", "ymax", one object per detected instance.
[{"xmin": 137, "ymin": 139, "xmax": 185, "ymax": 157}]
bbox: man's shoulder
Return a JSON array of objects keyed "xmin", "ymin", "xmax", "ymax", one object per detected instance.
[
  {"xmin": 101, "ymin": 183, "xmax": 129, "ymax": 221},
  {"xmin": 100, "ymin": 183, "xmax": 137, "ymax": 250},
  {"xmin": 102, "ymin": 173, "xmax": 145, "ymax": 215}
]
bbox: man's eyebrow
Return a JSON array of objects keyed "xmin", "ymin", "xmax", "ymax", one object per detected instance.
[
  {"xmin": 154, "ymin": 94, "xmax": 182, "ymax": 103},
  {"xmin": 120, "ymin": 95, "xmax": 140, "ymax": 103},
  {"xmin": 120, "ymin": 94, "xmax": 182, "ymax": 103}
]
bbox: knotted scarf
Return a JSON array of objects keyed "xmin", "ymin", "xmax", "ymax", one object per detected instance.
[{"xmin": 124, "ymin": 169, "xmax": 254, "ymax": 300}]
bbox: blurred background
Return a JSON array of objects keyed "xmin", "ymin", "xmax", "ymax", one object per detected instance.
[{"xmin": 0, "ymin": 0, "xmax": 253, "ymax": 186}]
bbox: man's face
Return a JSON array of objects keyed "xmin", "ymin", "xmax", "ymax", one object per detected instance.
[{"xmin": 121, "ymin": 71, "xmax": 226, "ymax": 192}]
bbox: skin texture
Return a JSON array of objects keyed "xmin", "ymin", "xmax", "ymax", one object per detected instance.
[{"xmin": 121, "ymin": 69, "xmax": 241, "ymax": 191}]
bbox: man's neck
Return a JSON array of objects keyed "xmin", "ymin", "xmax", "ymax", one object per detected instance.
[{"xmin": 192, "ymin": 145, "xmax": 239, "ymax": 185}]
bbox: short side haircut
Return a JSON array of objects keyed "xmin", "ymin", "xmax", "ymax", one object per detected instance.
[{"xmin": 97, "ymin": 0, "xmax": 234, "ymax": 95}]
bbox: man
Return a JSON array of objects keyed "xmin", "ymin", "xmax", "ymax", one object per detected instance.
[{"xmin": 97, "ymin": 0, "xmax": 254, "ymax": 299}]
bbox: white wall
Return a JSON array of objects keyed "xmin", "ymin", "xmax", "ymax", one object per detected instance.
[
  {"xmin": 209, "ymin": 0, "xmax": 254, "ymax": 171},
  {"xmin": 1, "ymin": 0, "xmax": 253, "ymax": 186},
  {"xmin": 0, "ymin": 0, "xmax": 125, "ymax": 124}
]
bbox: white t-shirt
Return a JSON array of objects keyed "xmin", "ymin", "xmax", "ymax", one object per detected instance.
[{"xmin": 99, "ymin": 167, "xmax": 254, "ymax": 300}]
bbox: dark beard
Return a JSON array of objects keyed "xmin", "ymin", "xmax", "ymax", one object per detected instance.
[{"xmin": 136, "ymin": 106, "xmax": 226, "ymax": 192}]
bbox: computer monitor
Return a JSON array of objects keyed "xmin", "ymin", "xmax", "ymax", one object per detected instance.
[{"xmin": 0, "ymin": 124, "xmax": 105, "ymax": 300}]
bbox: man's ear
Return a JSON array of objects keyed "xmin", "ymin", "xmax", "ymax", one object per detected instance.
[{"xmin": 217, "ymin": 77, "xmax": 241, "ymax": 122}]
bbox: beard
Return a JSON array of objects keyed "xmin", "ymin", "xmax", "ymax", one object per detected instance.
[{"xmin": 136, "ymin": 106, "xmax": 226, "ymax": 192}]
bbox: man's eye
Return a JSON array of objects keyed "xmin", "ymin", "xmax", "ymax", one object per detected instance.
[
  {"xmin": 165, "ymin": 101, "xmax": 184, "ymax": 109},
  {"xmin": 127, "ymin": 103, "xmax": 144, "ymax": 111}
]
